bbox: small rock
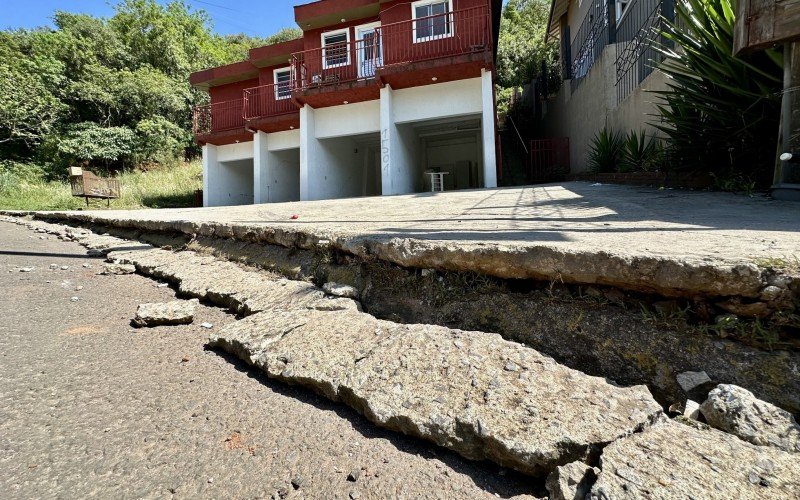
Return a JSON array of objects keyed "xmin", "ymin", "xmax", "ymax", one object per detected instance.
[
  {"xmin": 82, "ymin": 263, "xmax": 91, "ymax": 268},
  {"xmin": 760, "ymin": 285, "xmax": 784, "ymax": 302},
  {"xmin": 546, "ymin": 461, "xmax": 599, "ymax": 500},
  {"xmin": 132, "ymin": 299, "xmax": 198, "ymax": 328},
  {"xmin": 207, "ymin": 478, "xmax": 213, "ymax": 484},
  {"xmin": 504, "ymin": 362, "xmax": 519, "ymax": 372},
  {"xmin": 200, "ymin": 323, "xmax": 214, "ymax": 329},
  {"xmin": 101, "ymin": 263, "xmax": 136, "ymax": 275},
  {"xmin": 347, "ymin": 468, "xmax": 361, "ymax": 482},
  {"xmin": 75, "ymin": 286, "xmax": 84, "ymax": 291},
  {"xmin": 19, "ymin": 267, "xmax": 33, "ymax": 273},
  {"xmin": 683, "ymin": 399, "xmax": 701, "ymax": 420},
  {"xmin": 676, "ymin": 371, "xmax": 715, "ymax": 400},
  {"xmin": 290, "ymin": 476, "xmax": 305, "ymax": 489},
  {"xmin": 60, "ymin": 265, "xmax": 69, "ymax": 271},
  {"xmin": 49, "ymin": 264, "xmax": 58, "ymax": 270},
  {"xmin": 716, "ymin": 299, "xmax": 771, "ymax": 318},
  {"xmin": 70, "ymin": 297, "xmax": 79, "ymax": 302},
  {"xmin": 349, "ymin": 491, "xmax": 360, "ymax": 500},
  {"xmin": 156, "ymin": 283, "xmax": 169, "ymax": 288},
  {"xmin": 322, "ymin": 282, "xmax": 359, "ymax": 299},
  {"xmin": 700, "ymin": 384, "xmax": 800, "ymax": 453}
]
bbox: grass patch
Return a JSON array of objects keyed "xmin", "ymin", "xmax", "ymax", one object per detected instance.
[{"xmin": 0, "ymin": 161, "xmax": 202, "ymax": 211}]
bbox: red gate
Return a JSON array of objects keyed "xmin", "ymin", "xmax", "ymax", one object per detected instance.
[{"xmin": 529, "ymin": 138, "xmax": 570, "ymax": 183}]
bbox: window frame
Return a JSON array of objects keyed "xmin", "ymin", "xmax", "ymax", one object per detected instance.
[
  {"xmin": 411, "ymin": 0, "xmax": 455, "ymax": 44},
  {"xmin": 321, "ymin": 28, "xmax": 351, "ymax": 69},
  {"xmin": 273, "ymin": 67, "xmax": 292, "ymax": 100}
]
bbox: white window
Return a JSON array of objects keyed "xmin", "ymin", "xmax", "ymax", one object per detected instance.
[
  {"xmin": 322, "ymin": 28, "xmax": 350, "ymax": 69},
  {"xmin": 412, "ymin": 0, "xmax": 454, "ymax": 42},
  {"xmin": 616, "ymin": 0, "xmax": 631, "ymax": 22},
  {"xmin": 273, "ymin": 68, "xmax": 291, "ymax": 100}
]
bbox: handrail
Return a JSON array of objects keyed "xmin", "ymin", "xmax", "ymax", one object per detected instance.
[
  {"xmin": 192, "ymin": 99, "xmax": 245, "ymax": 136},
  {"xmin": 243, "ymin": 83, "xmax": 298, "ymax": 120}
]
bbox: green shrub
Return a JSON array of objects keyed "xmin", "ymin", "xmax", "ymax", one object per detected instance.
[
  {"xmin": 619, "ymin": 131, "xmax": 663, "ymax": 173},
  {"xmin": 588, "ymin": 128, "xmax": 624, "ymax": 173},
  {"xmin": 654, "ymin": 0, "xmax": 783, "ymax": 189}
]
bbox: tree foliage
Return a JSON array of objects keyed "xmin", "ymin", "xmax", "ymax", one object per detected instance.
[
  {"xmin": 496, "ymin": 0, "xmax": 559, "ymax": 89},
  {"xmin": 0, "ymin": 0, "xmax": 295, "ymax": 178}
]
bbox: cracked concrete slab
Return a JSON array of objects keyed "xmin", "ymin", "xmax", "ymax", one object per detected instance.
[
  {"xmin": 5, "ymin": 183, "xmax": 799, "ymax": 305},
  {"xmin": 209, "ymin": 308, "xmax": 663, "ymax": 476},
  {"xmin": 589, "ymin": 420, "xmax": 800, "ymax": 499}
]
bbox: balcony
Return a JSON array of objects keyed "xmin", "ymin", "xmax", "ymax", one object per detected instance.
[
  {"xmin": 290, "ymin": 5, "xmax": 492, "ymax": 106},
  {"xmin": 243, "ymin": 82, "xmax": 301, "ymax": 132},
  {"xmin": 192, "ymin": 99, "xmax": 248, "ymax": 145}
]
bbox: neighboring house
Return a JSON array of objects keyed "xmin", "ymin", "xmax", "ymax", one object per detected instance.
[
  {"xmin": 191, "ymin": 0, "xmax": 502, "ymax": 207},
  {"xmin": 538, "ymin": 0, "xmax": 675, "ymax": 173}
]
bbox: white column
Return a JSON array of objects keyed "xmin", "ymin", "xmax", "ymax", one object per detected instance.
[
  {"xmin": 379, "ymin": 85, "xmax": 394, "ymax": 195},
  {"xmin": 299, "ymin": 104, "xmax": 316, "ymax": 201},
  {"xmin": 481, "ymin": 68, "xmax": 498, "ymax": 189},
  {"xmin": 202, "ymin": 143, "xmax": 218, "ymax": 207},
  {"xmin": 253, "ymin": 131, "xmax": 269, "ymax": 204}
]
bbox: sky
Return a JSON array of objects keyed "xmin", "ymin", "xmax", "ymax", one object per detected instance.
[{"xmin": 0, "ymin": 0, "xmax": 300, "ymax": 38}]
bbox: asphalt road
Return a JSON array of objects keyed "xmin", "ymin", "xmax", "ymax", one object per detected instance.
[{"xmin": 0, "ymin": 221, "xmax": 536, "ymax": 499}]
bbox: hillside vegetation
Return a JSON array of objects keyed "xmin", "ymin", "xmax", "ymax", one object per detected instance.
[{"xmin": 0, "ymin": 0, "xmax": 299, "ymax": 210}]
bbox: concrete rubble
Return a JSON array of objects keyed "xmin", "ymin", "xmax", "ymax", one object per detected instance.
[
  {"xmin": 589, "ymin": 419, "xmax": 800, "ymax": 499},
  {"xmin": 100, "ymin": 262, "xmax": 136, "ymax": 275},
  {"xmin": 133, "ymin": 299, "xmax": 198, "ymax": 327},
  {"xmin": 700, "ymin": 384, "xmax": 800, "ymax": 454},
  {"xmin": 5, "ymin": 216, "xmax": 800, "ymax": 495}
]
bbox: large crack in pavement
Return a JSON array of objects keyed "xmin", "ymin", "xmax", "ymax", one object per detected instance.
[{"xmin": 7, "ymin": 216, "xmax": 800, "ymax": 498}]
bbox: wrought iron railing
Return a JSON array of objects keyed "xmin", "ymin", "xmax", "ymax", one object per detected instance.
[
  {"xmin": 192, "ymin": 99, "xmax": 245, "ymax": 136},
  {"xmin": 615, "ymin": 0, "xmax": 674, "ymax": 102},
  {"xmin": 243, "ymin": 83, "xmax": 298, "ymax": 120},
  {"xmin": 569, "ymin": 0, "xmax": 610, "ymax": 90},
  {"xmin": 290, "ymin": 6, "xmax": 491, "ymax": 91}
]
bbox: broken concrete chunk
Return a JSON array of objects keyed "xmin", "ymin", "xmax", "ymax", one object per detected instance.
[
  {"xmin": 322, "ymin": 282, "xmax": 359, "ymax": 299},
  {"xmin": 676, "ymin": 370, "xmax": 715, "ymax": 400},
  {"xmin": 133, "ymin": 299, "xmax": 198, "ymax": 328},
  {"xmin": 100, "ymin": 263, "xmax": 136, "ymax": 275},
  {"xmin": 589, "ymin": 420, "xmax": 800, "ymax": 499},
  {"xmin": 683, "ymin": 399, "xmax": 701, "ymax": 420},
  {"xmin": 700, "ymin": 384, "xmax": 800, "ymax": 454},
  {"xmin": 210, "ymin": 308, "xmax": 662, "ymax": 476},
  {"xmin": 546, "ymin": 461, "xmax": 599, "ymax": 500}
]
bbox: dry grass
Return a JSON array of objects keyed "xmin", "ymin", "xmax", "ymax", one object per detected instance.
[{"xmin": 0, "ymin": 161, "xmax": 202, "ymax": 211}]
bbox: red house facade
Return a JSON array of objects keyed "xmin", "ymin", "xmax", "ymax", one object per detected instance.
[{"xmin": 191, "ymin": 0, "xmax": 502, "ymax": 206}]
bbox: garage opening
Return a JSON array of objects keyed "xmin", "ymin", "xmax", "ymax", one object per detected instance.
[{"xmin": 216, "ymin": 159, "xmax": 254, "ymax": 206}]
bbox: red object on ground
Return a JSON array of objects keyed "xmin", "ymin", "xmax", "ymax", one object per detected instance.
[{"xmin": 290, "ymin": 215, "xmax": 299, "ymax": 220}]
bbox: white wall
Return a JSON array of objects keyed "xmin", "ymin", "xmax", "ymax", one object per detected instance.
[
  {"xmin": 204, "ymin": 142, "xmax": 255, "ymax": 207},
  {"xmin": 267, "ymin": 129, "xmax": 300, "ymax": 151},
  {"xmin": 264, "ymin": 149, "xmax": 300, "ymax": 202},
  {"xmin": 393, "ymin": 78, "xmax": 483, "ymax": 124},
  {"xmin": 315, "ymin": 101, "xmax": 380, "ymax": 139},
  {"xmin": 312, "ymin": 137, "xmax": 364, "ymax": 200},
  {"xmin": 541, "ymin": 43, "xmax": 669, "ymax": 173}
]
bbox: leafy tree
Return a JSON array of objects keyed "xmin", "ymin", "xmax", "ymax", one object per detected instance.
[
  {"xmin": 0, "ymin": 0, "xmax": 284, "ymax": 176},
  {"xmin": 496, "ymin": 0, "xmax": 559, "ymax": 89}
]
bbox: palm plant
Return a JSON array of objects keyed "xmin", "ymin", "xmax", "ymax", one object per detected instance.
[
  {"xmin": 653, "ymin": 0, "xmax": 783, "ymax": 189},
  {"xmin": 588, "ymin": 127, "xmax": 624, "ymax": 173},
  {"xmin": 619, "ymin": 131, "xmax": 663, "ymax": 172}
]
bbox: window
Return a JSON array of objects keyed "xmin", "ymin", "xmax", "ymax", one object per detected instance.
[
  {"xmin": 412, "ymin": 0, "xmax": 453, "ymax": 42},
  {"xmin": 615, "ymin": 0, "xmax": 631, "ymax": 22},
  {"xmin": 322, "ymin": 29, "xmax": 350, "ymax": 69},
  {"xmin": 273, "ymin": 68, "xmax": 291, "ymax": 100}
]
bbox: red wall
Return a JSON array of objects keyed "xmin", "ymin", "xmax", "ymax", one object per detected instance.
[{"xmin": 209, "ymin": 78, "xmax": 259, "ymax": 104}]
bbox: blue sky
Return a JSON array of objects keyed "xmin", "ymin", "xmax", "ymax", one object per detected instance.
[{"xmin": 1, "ymin": 0, "xmax": 300, "ymax": 37}]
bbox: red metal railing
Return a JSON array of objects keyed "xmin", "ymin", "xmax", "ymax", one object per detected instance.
[
  {"xmin": 243, "ymin": 83, "xmax": 298, "ymax": 120},
  {"xmin": 291, "ymin": 36, "xmax": 382, "ymax": 91},
  {"xmin": 290, "ymin": 6, "xmax": 491, "ymax": 91},
  {"xmin": 529, "ymin": 138, "xmax": 570, "ymax": 182},
  {"xmin": 379, "ymin": 5, "xmax": 490, "ymax": 69},
  {"xmin": 192, "ymin": 99, "xmax": 245, "ymax": 136}
]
